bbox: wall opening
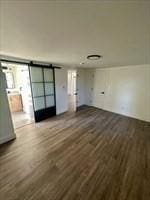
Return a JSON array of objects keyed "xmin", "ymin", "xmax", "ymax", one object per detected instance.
[
  {"xmin": 1, "ymin": 62, "xmax": 34, "ymax": 129},
  {"xmin": 67, "ymin": 70, "xmax": 77, "ymax": 112}
]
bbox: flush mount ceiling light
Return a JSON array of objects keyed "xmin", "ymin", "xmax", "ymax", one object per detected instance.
[{"xmin": 87, "ymin": 55, "xmax": 102, "ymax": 60}]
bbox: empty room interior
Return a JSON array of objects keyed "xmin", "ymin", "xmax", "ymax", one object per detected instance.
[{"xmin": 0, "ymin": 1, "xmax": 150, "ymax": 200}]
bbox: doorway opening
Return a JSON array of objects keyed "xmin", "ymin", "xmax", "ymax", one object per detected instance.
[
  {"xmin": 67, "ymin": 70, "xmax": 77, "ymax": 112},
  {"xmin": 1, "ymin": 62, "xmax": 34, "ymax": 129}
]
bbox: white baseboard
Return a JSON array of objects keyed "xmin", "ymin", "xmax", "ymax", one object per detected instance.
[
  {"xmin": 0, "ymin": 134, "xmax": 16, "ymax": 145},
  {"xmin": 56, "ymin": 109, "xmax": 68, "ymax": 115}
]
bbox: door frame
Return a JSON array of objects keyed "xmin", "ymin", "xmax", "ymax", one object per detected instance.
[{"xmin": 0, "ymin": 61, "xmax": 35, "ymax": 129}]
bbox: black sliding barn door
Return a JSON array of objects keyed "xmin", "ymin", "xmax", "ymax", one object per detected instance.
[{"xmin": 29, "ymin": 64, "xmax": 56, "ymax": 122}]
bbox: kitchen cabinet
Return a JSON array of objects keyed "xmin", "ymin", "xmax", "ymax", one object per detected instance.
[{"xmin": 8, "ymin": 94, "xmax": 23, "ymax": 112}]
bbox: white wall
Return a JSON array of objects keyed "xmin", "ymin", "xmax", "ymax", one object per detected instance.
[
  {"xmin": 55, "ymin": 68, "xmax": 68, "ymax": 115},
  {"xmin": 56, "ymin": 68, "xmax": 90, "ymax": 110},
  {"xmin": 91, "ymin": 65, "xmax": 150, "ymax": 122},
  {"xmin": 0, "ymin": 67, "xmax": 16, "ymax": 144},
  {"xmin": 64, "ymin": 68, "xmax": 94, "ymax": 109}
]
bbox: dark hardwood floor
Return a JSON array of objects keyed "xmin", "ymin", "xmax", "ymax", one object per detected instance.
[{"xmin": 0, "ymin": 106, "xmax": 150, "ymax": 200}]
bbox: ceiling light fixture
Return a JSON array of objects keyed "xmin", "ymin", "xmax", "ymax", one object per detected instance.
[{"xmin": 87, "ymin": 55, "xmax": 102, "ymax": 60}]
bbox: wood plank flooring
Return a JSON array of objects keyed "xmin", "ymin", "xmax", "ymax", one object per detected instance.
[{"xmin": 0, "ymin": 106, "xmax": 150, "ymax": 200}]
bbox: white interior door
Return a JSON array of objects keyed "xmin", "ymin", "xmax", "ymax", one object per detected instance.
[{"xmin": 93, "ymin": 70, "xmax": 106, "ymax": 109}]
